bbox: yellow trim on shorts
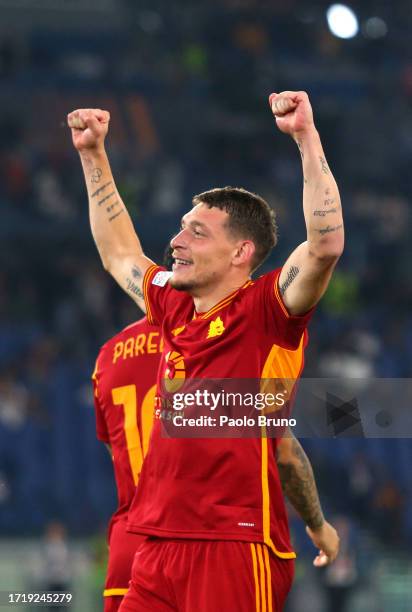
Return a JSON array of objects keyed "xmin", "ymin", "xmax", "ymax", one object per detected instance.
[
  {"xmin": 250, "ymin": 543, "xmax": 261, "ymax": 611},
  {"xmin": 250, "ymin": 543, "xmax": 273, "ymax": 612},
  {"xmin": 103, "ymin": 588, "xmax": 128, "ymax": 597},
  {"xmin": 256, "ymin": 544, "xmax": 267, "ymax": 611},
  {"xmin": 263, "ymin": 545, "xmax": 273, "ymax": 612}
]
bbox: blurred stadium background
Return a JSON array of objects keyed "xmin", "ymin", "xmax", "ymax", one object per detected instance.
[{"xmin": 0, "ymin": 0, "xmax": 411, "ymax": 610}]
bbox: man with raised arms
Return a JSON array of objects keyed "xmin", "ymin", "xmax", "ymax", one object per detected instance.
[{"xmin": 69, "ymin": 90, "xmax": 343, "ymax": 611}]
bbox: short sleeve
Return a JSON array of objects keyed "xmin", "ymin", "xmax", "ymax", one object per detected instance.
[
  {"xmin": 142, "ymin": 264, "xmax": 184, "ymax": 325},
  {"xmin": 254, "ymin": 268, "xmax": 315, "ymax": 349},
  {"xmin": 92, "ymin": 356, "xmax": 110, "ymax": 443}
]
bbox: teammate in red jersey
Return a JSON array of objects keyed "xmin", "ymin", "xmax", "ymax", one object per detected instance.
[
  {"xmin": 92, "ymin": 317, "xmax": 163, "ymax": 612},
  {"xmin": 69, "ymin": 90, "xmax": 343, "ymax": 611}
]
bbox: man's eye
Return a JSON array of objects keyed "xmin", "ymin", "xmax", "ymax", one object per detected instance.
[{"xmin": 193, "ymin": 229, "xmax": 203, "ymax": 236}]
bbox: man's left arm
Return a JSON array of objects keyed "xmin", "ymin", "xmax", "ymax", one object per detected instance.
[
  {"xmin": 277, "ymin": 432, "xmax": 340, "ymax": 566},
  {"xmin": 270, "ymin": 91, "xmax": 344, "ymax": 315}
]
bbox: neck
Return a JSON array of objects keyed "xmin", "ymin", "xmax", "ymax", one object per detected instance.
[{"xmin": 192, "ymin": 276, "xmax": 250, "ymax": 314}]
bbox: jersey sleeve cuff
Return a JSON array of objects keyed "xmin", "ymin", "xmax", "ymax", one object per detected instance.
[{"xmin": 142, "ymin": 264, "xmax": 161, "ymax": 324}]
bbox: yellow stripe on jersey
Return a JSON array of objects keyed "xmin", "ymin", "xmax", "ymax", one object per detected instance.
[
  {"xmin": 263, "ymin": 545, "xmax": 273, "ymax": 612},
  {"xmin": 142, "ymin": 264, "xmax": 158, "ymax": 324},
  {"xmin": 200, "ymin": 279, "xmax": 253, "ymax": 320},
  {"xmin": 200, "ymin": 292, "xmax": 237, "ymax": 320},
  {"xmin": 273, "ymin": 271, "xmax": 291, "ymax": 319},
  {"xmin": 259, "ymin": 334, "xmax": 305, "ymax": 560},
  {"xmin": 103, "ymin": 588, "xmax": 129, "ymax": 596},
  {"xmin": 250, "ymin": 544, "xmax": 261, "ymax": 612}
]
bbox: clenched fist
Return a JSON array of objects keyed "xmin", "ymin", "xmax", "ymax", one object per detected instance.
[
  {"xmin": 269, "ymin": 91, "xmax": 315, "ymax": 138},
  {"xmin": 67, "ymin": 108, "xmax": 110, "ymax": 152}
]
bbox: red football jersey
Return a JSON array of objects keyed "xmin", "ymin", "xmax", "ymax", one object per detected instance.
[
  {"xmin": 127, "ymin": 266, "xmax": 314, "ymax": 559},
  {"xmin": 92, "ymin": 317, "xmax": 163, "ymax": 521}
]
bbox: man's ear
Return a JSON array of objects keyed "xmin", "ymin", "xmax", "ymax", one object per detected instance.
[{"xmin": 232, "ymin": 240, "xmax": 255, "ymax": 268}]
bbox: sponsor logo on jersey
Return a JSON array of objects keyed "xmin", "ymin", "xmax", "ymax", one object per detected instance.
[{"xmin": 163, "ymin": 350, "xmax": 186, "ymax": 393}]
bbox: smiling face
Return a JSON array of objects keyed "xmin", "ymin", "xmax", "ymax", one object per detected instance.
[{"xmin": 170, "ymin": 203, "xmax": 247, "ymax": 295}]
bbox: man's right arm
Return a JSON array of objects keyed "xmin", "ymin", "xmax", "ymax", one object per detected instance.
[{"xmin": 67, "ymin": 108, "xmax": 155, "ymax": 311}]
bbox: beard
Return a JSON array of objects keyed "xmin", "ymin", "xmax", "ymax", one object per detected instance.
[
  {"xmin": 169, "ymin": 277, "xmax": 197, "ymax": 292},
  {"xmin": 169, "ymin": 267, "xmax": 218, "ymax": 294}
]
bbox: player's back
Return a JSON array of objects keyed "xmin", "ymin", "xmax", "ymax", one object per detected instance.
[{"xmin": 92, "ymin": 317, "xmax": 163, "ymax": 519}]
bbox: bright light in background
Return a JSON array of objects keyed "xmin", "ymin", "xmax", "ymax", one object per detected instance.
[{"xmin": 327, "ymin": 4, "xmax": 359, "ymax": 39}]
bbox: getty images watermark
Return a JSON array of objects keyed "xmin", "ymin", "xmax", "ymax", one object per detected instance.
[
  {"xmin": 156, "ymin": 379, "xmax": 297, "ymax": 438},
  {"xmin": 171, "ymin": 388, "xmax": 296, "ymax": 429},
  {"xmin": 154, "ymin": 378, "xmax": 412, "ymax": 439}
]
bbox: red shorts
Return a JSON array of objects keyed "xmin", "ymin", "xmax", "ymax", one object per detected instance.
[
  {"xmin": 119, "ymin": 538, "xmax": 294, "ymax": 612},
  {"xmin": 103, "ymin": 518, "xmax": 146, "ymax": 612}
]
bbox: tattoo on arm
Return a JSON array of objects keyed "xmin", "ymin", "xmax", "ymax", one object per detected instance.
[
  {"xmin": 97, "ymin": 191, "xmax": 116, "ymax": 206},
  {"xmin": 279, "ymin": 265, "xmax": 299, "ymax": 295},
  {"xmin": 315, "ymin": 223, "xmax": 343, "ymax": 235},
  {"xmin": 91, "ymin": 167, "xmax": 103, "ymax": 183},
  {"xmin": 313, "ymin": 208, "xmax": 338, "ymax": 217},
  {"xmin": 108, "ymin": 209, "xmax": 125, "ymax": 222},
  {"xmin": 91, "ymin": 181, "xmax": 112, "ymax": 198},
  {"xmin": 319, "ymin": 157, "xmax": 330, "ymax": 174},
  {"xmin": 132, "ymin": 265, "xmax": 142, "ymax": 279},
  {"xmin": 323, "ymin": 198, "xmax": 335, "ymax": 207},
  {"xmin": 277, "ymin": 438, "xmax": 324, "ymax": 531},
  {"xmin": 126, "ymin": 276, "xmax": 144, "ymax": 300}
]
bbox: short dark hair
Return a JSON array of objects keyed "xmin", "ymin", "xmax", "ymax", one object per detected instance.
[{"xmin": 192, "ymin": 186, "xmax": 278, "ymax": 271}]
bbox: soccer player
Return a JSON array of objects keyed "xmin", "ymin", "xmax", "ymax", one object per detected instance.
[
  {"xmin": 94, "ymin": 315, "xmax": 334, "ymax": 611},
  {"xmin": 69, "ymin": 90, "xmax": 343, "ymax": 610},
  {"xmin": 92, "ymin": 317, "xmax": 163, "ymax": 612}
]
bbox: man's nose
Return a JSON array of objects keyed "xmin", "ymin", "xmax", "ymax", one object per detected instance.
[{"xmin": 170, "ymin": 229, "xmax": 186, "ymax": 249}]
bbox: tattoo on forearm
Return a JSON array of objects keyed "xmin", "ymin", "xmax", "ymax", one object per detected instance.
[
  {"xmin": 315, "ymin": 223, "xmax": 343, "ymax": 235},
  {"xmin": 319, "ymin": 157, "xmax": 330, "ymax": 175},
  {"xmin": 313, "ymin": 208, "xmax": 338, "ymax": 217},
  {"xmin": 108, "ymin": 209, "xmax": 125, "ymax": 222},
  {"xmin": 280, "ymin": 266, "xmax": 299, "ymax": 295},
  {"xmin": 106, "ymin": 200, "xmax": 120, "ymax": 214},
  {"xmin": 97, "ymin": 191, "xmax": 116, "ymax": 206},
  {"xmin": 91, "ymin": 167, "xmax": 103, "ymax": 183},
  {"xmin": 323, "ymin": 198, "xmax": 335, "ymax": 206},
  {"xmin": 91, "ymin": 181, "xmax": 112, "ymax": 198},
  {"xmin": 277, "ymin": 438, "xmax": 324, "ymax": 530},
  {"xmin": 126, "ymin": 276, "xmax": 144, "ymax": 300},
  {"xmin": 132, "ymin": 265, "xmax": 142, "ymax": 279}
]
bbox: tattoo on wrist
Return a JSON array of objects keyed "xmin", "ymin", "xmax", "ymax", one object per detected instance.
[
  {"xmin": 313, "ymin": 208, "xmax": 338, "ymax": 217},
  {"xmin": 280, "ymin": 266, "xmax": 299, "ymax": 295},
  {"xmin": 126, "ymin": 276, "xmax": 144, "ymax": 300},
  {"xmin": 91, "ymin": 181, "xmax": 112, "ymax": 199},
  {"xmin": 277, "ymin": 438, "xmax": 324, "ymax": 530},
  {"xmin": 315, "ymin": 223, "xmax": 343, "ymax": 235},
  {"xmin": 91, "ymin": 167, "xmax": 103, "ymax": 183},
  {"xmin": 319, "ymin": 157, "xmax": 330, "ymax": 175}
]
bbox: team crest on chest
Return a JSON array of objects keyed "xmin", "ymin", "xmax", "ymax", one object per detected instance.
[{"xmin": 207, "ymin": 316, "xmax": 225, "ymax": 339}]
